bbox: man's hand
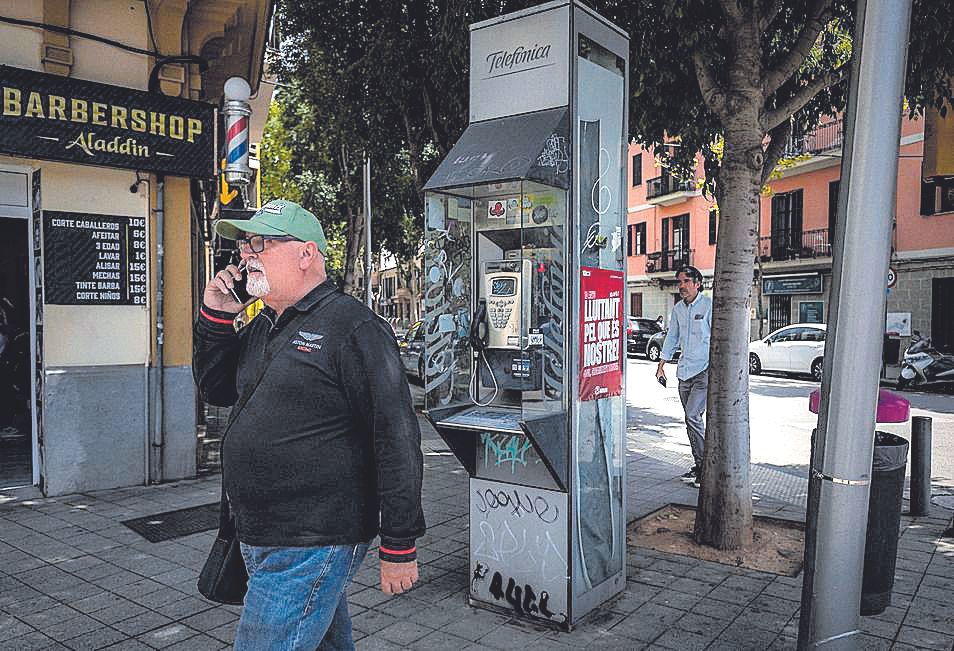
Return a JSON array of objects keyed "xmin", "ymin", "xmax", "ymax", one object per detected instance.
[
  {"xmin": 380, "ymin": 559, "xmax": 418, "ymax": 595},
  {"xmin": 203, "ymin": 264, "xmax": 250, "ymax": 314},
  {"xmin": 655, "ymin": 362, "xmax": 667, "ymax": 385}
]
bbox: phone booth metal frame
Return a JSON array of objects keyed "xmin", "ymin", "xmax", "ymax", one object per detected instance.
[{"xmin": 421, "ymin": 0, "xmax": 629, "ymax": 628}]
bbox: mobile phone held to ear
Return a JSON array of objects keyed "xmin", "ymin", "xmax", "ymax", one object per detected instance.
[{"xmin": 229, "ymin": 253, "xmax": 251, "ymax": 304}]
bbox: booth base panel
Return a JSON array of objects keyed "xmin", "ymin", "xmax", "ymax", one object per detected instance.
[{"xmin": 468, "ymin": 478, "xmax": 569, "ymax": 627}]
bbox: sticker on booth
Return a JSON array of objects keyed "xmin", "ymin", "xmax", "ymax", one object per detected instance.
[{"xmin": 579, "ymin": 267, "xmax": 623, "ymax": 401}]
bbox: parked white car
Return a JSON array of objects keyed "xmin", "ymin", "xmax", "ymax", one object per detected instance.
[{"xmin": 749, "ymin": 323, "xmax": 827, "ymax": 382}]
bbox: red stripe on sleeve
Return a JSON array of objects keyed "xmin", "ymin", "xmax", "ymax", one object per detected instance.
[
  {"xmin": 379, "ymin": 546, "xmax": 416, "ymax": 555},
  {"xmin": 200, "ymin": 309, "xmax": 234, "ymax": 325}
]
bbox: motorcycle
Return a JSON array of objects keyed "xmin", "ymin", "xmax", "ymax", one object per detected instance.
[{"xmin": 897, "ymin": 331, "xmax": 954, "ymax": 391}]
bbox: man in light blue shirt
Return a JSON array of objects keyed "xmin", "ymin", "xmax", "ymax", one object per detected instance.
[{"xmin": 655, "ymin": 265, "xmax": 712, "ymax": 487}]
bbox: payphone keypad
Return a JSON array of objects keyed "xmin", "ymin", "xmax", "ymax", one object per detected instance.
[{"xmin": 489, "ymin": 299, "xmax": 513, "ymax": 330}]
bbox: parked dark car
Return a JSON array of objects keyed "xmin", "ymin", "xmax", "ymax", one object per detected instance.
[
  {"xmin": 399, "ymin": 319, "xmax": 426, "ymax": 381},
  {"xmin": 627, "ymin": 317, "xmax": 663, "ymax": 357},
  {"xmin": 646, "ymin": 329, "xmax": 680, "ymax": 362}
]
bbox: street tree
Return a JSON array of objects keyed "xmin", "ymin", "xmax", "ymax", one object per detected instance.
[{"xmin": 600, "ymin": 0, "xmax": 954, "ymax": 549}]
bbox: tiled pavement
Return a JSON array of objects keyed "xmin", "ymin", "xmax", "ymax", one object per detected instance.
[{"xmin": 1, "ymin": 416, "xmax": 953, "ymax": 650}]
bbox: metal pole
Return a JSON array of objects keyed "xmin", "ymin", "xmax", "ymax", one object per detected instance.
[
  {"xmin": 151, "ymin": 174, "xmax": 165, "ymax": 484},
  {"xmin": 798, "ymin": 0, "xmax": 912, "ymax": 648},
  {"xmin": 363, "ymin": 158, "xmax": 373, "ymax": 309},
  {"xmin": 910, "ymin": 416, "xmax": 932, "ymax": 516}
]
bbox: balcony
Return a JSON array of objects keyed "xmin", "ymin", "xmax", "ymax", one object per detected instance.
[
  {"xmin": 758, "ymin": 228, "xmax": 831, "ymax": 262},
  {"xmin": 646, "ymin": 173, "xmax": 697, "ymax": 205},
  {"xmin": 787, "ymin": 120, "xmax": 844, "ymax": 157},
  {"xmin": 646, "ymin": 248, "xmax": 693, "ymax": 273}
]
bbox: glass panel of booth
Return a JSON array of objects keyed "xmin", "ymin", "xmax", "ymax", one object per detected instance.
[
  {"xmin": 572, "ymin": 34, "xmax": 627, "ymax": 597},
  {"xmin": 423, "ymin": 181, "xmax": 568, "ymax": 490}
]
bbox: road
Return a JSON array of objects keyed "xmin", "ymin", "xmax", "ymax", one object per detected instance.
[{"xmin": 626, "ymin": 356, "xmax": 954, "ymax": 495}]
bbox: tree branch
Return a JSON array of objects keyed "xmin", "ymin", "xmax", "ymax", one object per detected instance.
[
  {"xmin": 760, "ymin": 121, "xmax": 791, "ymax": 186},
  {"xmin": 761, "ymin": 65, "xmax": 847, "ymax": 131},
  {"xmin": 718, "ymin": 0, "xmax": 744, "ymax": 22},
  {"xmin": 760, "ymin": 0, "xmax": 785, "ymax": 31},
  {"xmin": 762, "ymin": 0, "xmax": 834, "ymax": 98},
  {"xmin": 693, "ymin": 50, "xmax": 728, "ymax": 118}
]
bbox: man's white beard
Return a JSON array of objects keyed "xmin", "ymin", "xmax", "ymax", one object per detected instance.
[{"xmin": 245, "ymin": 263, "xmax": 271, "ymax": 297}]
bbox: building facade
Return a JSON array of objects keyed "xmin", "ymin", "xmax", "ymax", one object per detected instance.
[
  {"xmin": 626, "ymin": 114, "xmax": 954, "ymax": 365},
  {"xmin": 0, "ymin": 0, "xmax": 273, "ymax": 494}
]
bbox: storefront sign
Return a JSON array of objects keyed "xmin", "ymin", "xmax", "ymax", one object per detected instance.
[
  {"xmin": 762, "ymin": 273, "xmax": 822, "ymax": 295},
  {"xmin": 579, "ymin": 267, "xmax": 623, "ymax": 401},
  {"xmin": 1, "ymin": 65, "xmax": 215, "ymax": 178},
  {"xmin": 43, "ymin": 211, "xmax": 147, "ymax": 305}
]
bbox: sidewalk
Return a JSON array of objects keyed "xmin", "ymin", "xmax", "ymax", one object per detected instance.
[{"xmin": 1, "ymin": 414, "xmax": 952, "ymax": 650}]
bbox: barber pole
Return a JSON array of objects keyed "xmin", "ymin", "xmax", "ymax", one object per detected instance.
[{"xmin": 222, "ymin": 77, "xmax": 253, "ymax": 186}]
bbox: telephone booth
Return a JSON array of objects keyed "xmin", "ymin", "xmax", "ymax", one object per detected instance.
[{"xmin": 421, "ymin": 1, "xmax": 629, "ymax": 628}]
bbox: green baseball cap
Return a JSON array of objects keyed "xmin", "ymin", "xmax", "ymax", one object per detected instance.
[{"xmin": 214, "ymin": 199, "xmax": 327, "ymax": 254}]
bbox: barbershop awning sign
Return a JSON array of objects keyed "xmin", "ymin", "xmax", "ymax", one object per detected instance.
[{"xmin": 1, "ymin": 65, "xmax": 215, "ymax": 178}]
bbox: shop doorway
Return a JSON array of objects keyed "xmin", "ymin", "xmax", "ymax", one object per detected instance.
[
  {"xmin": 0, "ymin": 167, "xmax": 35, "ymax": 489},
  {"xmin": 932, "ymin": 277, "xmax": 954, "ymax": 354},
  {"xmin": 0, "ymin": 218, "xmax": 32, "ymax": 487},
  {"xmin": 769, "ymin": 295, "xmax": 792, "ymax": 332}
]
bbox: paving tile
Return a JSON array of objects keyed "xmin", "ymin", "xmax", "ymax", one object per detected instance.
[
  {"xmin": 135, "ymin": 623, "xmax": 200, "ymax": 649},
  {"xmin": 0, "ymin": 617, "xmax": 38, "ymax": 643},
  {"xmin": 88, "ymin": 601, "xmax": 151, "ymax": 626},
  {"xmin": 163, "ymin": 633, "xmax": 228, "ymax": 650},
  {"xmin": 1, "ymin": 630, "xmax": 56, "ymax": 650},
  {"xmin": 895, "ymin": 624, "xmax": 954, "ymax": 650},
  {"xmin": 377, "ymin": 619, "xmax": 433, "ymax": 645},
  {"xmin": 39, "ymin": 613, "xmax": 108, "ymax": 642},
  {"xmin": 408, "ymin": 629, "xmax": 475, "ymax": 650},
  {"xmin": 351, "ymin": 609, "xmax": 400, "ymax": 634},
  {"xmin": 62, "ymin": 626, "xmax": 128, "ymax": 650},
  {"xmin": 675, "ymin": 611, "xmax": 731, "ymax": 637},
  {"xmin": 652, "ymin": 627, "xmax": 714, "ymax": 650},
  {"xmin": 113, "ymin": 611, "xmax": 174, "ymax": 637}
]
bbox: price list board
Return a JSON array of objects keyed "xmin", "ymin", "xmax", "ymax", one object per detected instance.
[{"xmin": 43, "ymin": 211, "xmax": 148, "ymax": 305}]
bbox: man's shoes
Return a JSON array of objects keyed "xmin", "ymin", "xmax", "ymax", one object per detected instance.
[{"xmin": 680, "ymin": 465, "xmax": 702, "ymax": 488}]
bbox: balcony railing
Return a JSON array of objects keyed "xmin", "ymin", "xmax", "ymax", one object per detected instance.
[
  {"xmin": 646, "ymin": 248, "xmax": 693, "ymax": 273},
  {"xmin": 787, "ymin": 120, "xmax": 844, "ymax": 157},
  {"xmin": 758, "ymin": 228, "xmax": 831, "ymax": 262},
  {"xmin": 646, "ymin": 174, "xmax": 696, "ymax": 200}
]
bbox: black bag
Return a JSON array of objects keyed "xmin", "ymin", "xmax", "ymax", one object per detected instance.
[{"xmin": 197, "ymin": 488, "xmax": 248, "ymax": 605}]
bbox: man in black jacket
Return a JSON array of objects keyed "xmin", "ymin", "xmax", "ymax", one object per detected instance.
[{"xmin": 193, "ymin": 199, "xmax": 425, "ymax": 650}]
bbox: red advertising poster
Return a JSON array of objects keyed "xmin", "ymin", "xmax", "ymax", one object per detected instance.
[{"xmin": 579, "ymin": 267, "xmax": 624, "ymax": 401}]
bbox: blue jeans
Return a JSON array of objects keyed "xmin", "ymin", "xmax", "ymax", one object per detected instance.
[{"xmin": 236, "ymin": 541, "xmax": 369, "ymax": 651}]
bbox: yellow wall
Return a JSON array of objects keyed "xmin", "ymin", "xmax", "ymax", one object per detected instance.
[{"xmin": 154, "ymin": 176, "xmax": 193, "ymax": 367}]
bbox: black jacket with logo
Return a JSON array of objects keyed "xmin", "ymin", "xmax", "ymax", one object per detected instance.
[{"xmin": 193, "ymin": 281, "xmax": 425, "ymax": 561}]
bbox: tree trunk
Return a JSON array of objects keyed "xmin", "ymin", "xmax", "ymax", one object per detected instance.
[{"xmin": 694, "ymin": 125, "xmax": 760, "ymax": 548}]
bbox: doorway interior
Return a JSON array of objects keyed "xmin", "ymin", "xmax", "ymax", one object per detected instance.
[{"xmin": 0, "ymin": 216, "xmax": 32, "ymax": 488}]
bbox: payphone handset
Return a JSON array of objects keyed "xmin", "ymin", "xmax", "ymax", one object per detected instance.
[{"xmin": 480, "ymin": 259, "xmax": 532, "ymax": 350}]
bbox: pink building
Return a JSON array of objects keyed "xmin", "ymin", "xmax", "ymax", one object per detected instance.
[{"xmin": 626, "ymin": 116, "xmax": 954, "ymax": 363}]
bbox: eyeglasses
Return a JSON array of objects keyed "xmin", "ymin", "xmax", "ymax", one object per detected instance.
[{"xmin": 236, "ymin": 235, "xmax": 299, "ymax": 254}]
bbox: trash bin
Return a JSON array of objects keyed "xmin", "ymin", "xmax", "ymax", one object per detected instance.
[{"xmin": 861, "ymin": 431, "xmax": 909, "ymax": 616}]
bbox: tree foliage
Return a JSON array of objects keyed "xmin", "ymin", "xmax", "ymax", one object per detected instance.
[{"xmin": 268, "ymin": 1, "xmax": 542, "ymax": 291}]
